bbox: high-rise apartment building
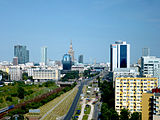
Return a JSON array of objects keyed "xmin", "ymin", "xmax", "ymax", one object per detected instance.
[
  {"xmin": 140, "ymin": 56, "xmax": 160, "ymax": 86},
  {"xmin": 41, "ymin": 47, "xmax": 47, "ymax": 65},
  {"xmin": 115, "ymin": 77, "xmax": 158, "ymax": 114},
  {"xmin": 78, "ymin": 55, "xmax": 83, "ymax": 64},
  {"xmin": 110, "ymin": 41, "xmax": 130, "ymax": 71},
  {"xmin": 14, "ymin": 45, "xmax": 29, "ymax": 64},
  {"xmin": 142, "ymin": 48, "xmax": 150, "ymax": 56},
  {"xmin": 142, "ymin": 88, "xmax": 160, "ymax": 120},
  {"xmin": 68, "ymin": 40, "xmax": 75, "ymax": 64}
]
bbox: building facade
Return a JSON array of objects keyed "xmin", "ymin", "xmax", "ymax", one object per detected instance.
[
  {"xmin": 140, "ymin": 56, "xmax": 160, "ymax": 86},
  {"xmin": 78, "ymin": 55, "xmax": 83, "ymax": 64},
  {"xmin": 62, "ymin": 54, "xmax": 72, "ymax": 70},
  {"xmin": 13, "ymin": 57, "xmax": 18, "ymax": 65},
  {"xmin": 68, "ymin": 40, "xmax": 75, "ymax": 64},
  {"xmin": 142, "ymin": 88, "xmax": 160, "ymax": 120},
  {"xmin": 8, "ymin": 66, "xmax": 22, "ymax": 81},
  {"xmin": 110, "ymin": 41, "xmax": 130, "ymax": 71},
  {"xmin": 14, "ymin": 45, "xmax": 29, "ymax": 64},
  {"xmin": 41, "ymin": 47, "xmax": 47, "ymax": 65},
  {"xmin": 115, "ymin": 77, "xmax": 158, "ymax": 114},
  {"xmin": 32, "ymin": 68, "xmax": 60, "ymax": 82},
  {"xmin": 142, "ymin": 48, "xmax": 150, "ymax": 56}
]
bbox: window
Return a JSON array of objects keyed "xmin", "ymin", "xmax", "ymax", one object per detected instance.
[{"xmin": 120, "ymin": 45, "xmax": 127, "ymax": 68}]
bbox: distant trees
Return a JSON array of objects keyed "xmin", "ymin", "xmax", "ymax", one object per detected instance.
[
  {"xmin": 130, "ymin": 112, "xmax": 141, "ymax": 120},
  {"xmin": 17, "ymin": 87, "xmax": 25, "ymax": 99},
  {"xmin": 42, "ymin": 81, "xmax": 55, "ymax": 87},
  {"xmin": 6, "ymin": 96, "xmax": 12, "ymax": 102},
  {"xmin": 61, "ymin": 71, "xmax": 79, "ymax": 81},
  {"xmin": 22, "ymin": 72, "xmax": 33, "ymax": 80},
  {"xmin": 120, "ymin": 109, "xmax": 130, "ymax": 120},
  {"xmin": 0, "ymin": 70, "xmax": 10, "ymax": 81},
  {"xmin": 100, "ymin": 80, "xmax": 118, "ymax": 120}
]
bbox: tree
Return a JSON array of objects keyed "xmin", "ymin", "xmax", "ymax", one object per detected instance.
[
  {"xmin": 22, "ymin": 72, "xmax": 28, "ymax": 80},
  {"xmin": 130, "ymin": 112, "xmax": 140, "ymax": 120},
  {"xmin": 6, "ymin": 96, "xmax": 12, "ymax": 102},
  {"xmin": 17, "ymin": 87, "xmax": 25, "ymax": 99},
  {"xmin": 0, "ymin": 70, "xmax": 10, "ymax": 81},
  {"xmin": 101, "ymin": 103, "xmax": 119, "ymax": 120},
  {"xmin": 120, "ymin": 109, "xmax": 130, "ymax": 120}
]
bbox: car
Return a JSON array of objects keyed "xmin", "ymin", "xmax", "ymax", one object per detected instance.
[{"xmin": 76, "ymin": 110, "xmax": 81, "ymax": 114}]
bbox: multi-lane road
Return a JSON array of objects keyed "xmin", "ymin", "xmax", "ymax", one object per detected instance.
[
  {"xmin": 64, "ymin": 75, "xmax": 101, "ymax": 120},
  {"xmin": 64, "ymin": 80, "xmax": 85, "ymax": 120}
]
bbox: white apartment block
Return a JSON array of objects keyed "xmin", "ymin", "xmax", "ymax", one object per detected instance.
[
  {"xmin": 141, "ymin": 56, "xmax": 160, "ymax": 86},
  {"xmin": 113, "ymin": 67, "xmax": 139, "ymax": 87},
  {"xmin": 115, "ymin": 77, "xmax": 158, "ymax": 114},
  {"xmin": 9, "ymin": 66, "xmax": 22, "ymax": 81}
]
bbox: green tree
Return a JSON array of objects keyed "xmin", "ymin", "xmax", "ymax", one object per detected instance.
[
  {"xmin": 130, "ymin": 112, "xmax": 140, "ymax": 120},
  {"xmin": 17, "ymin": 87, "xmax": 25, "ymax": 99},
  {"xmin": 61, "ymin": 71, "xmax": 79, "ymax": 81},
  {"xmin": 6, "ymin": 96, "xmax": 12, "ymax": 102},
  {"xmin": 101, "ymin": 103, "xmax": 119, "ymax": 120},
  {"xmin": 0, "ymin": 98, "xmax": 3, "ymax": 103},
  {"xmin": 0, "ymin": 70, "xmax": 10, "ymax": 81},
  {"xmin": 22, "ymin": 72, "xmax": 28, "ymax": 80},
  {"xmin": 120, "ymin": 109, "xmax": 130, "ymax": 120}
]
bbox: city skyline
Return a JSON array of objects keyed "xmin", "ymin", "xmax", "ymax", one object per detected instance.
[{"xmin": 0, "ymin": 0, "xmax": 160, "ymax": 63}]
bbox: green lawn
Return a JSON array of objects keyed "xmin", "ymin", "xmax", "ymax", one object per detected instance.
[
  {"xmin": 84, "ymin": 105, "xmax": 91, "ymax": 114},
  {"xmin": 25, "ymin": 87, "xmax": 78, "ymax": 120},
  {"xmin": 82, "ymin": 115, "xmax": 88, "ymax": 120},
  {"xmin": 0, "ymin": 81, "xmax": 57, "ymax": 109}
]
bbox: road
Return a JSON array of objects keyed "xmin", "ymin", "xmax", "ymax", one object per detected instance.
[
  {"xmin": 64, "ymin": 76, "xmax": 100, "ymax": 120},
  {"xmin": 64, "ymin": 81, "xmax": 85, "ymax": 120}
]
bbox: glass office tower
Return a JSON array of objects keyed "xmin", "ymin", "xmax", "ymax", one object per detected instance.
[
  {"xmin": 14, "ymin": 45, "xmax": 29, "ymax": 64},
  {"xmin": 41, "ymin": 47, "xmax": 47, "ymax": 65},
  {"xmin": 110, "ymin": 41, "xmax": 130, "ymax": 71},
  {"xmin": 62, "ymin": 54, "xmax": 72, "ymax": 70}
]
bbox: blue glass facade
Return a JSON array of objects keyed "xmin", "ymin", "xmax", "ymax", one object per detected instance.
[
  {"xmin": 14, "ymin": 45, "xmax": 29, "ymax": 64},
  {"xmin": 120, "ymin": 45, "xmax": 127, "ymax": 68},
  {"xmin": 62, "ymin": 54, "xmax": 72, "ymax": 70}
]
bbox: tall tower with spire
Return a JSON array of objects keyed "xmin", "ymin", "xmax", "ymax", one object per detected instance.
[{"xmin": 68, "ymin": 40, "xmax": 75, "ymax": 64}]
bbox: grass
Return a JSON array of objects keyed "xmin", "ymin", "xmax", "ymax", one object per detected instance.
[
  {"xmin": 82, "ymin": 115, "xmax": 88, "ymax": 120},
  {"xmin": 84, "ymin": 105, "xmax": 91, "ymax": 114},
  {"xmin": 25, "ymin": 87, "xmax": 78, "ymax": 120},
  {"xmin": 0, "ymin": 82, "xmax": 57, "ymax": 109}
]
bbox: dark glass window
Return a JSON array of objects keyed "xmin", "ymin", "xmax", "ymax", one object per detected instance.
[{"xmin": 120, "ymin": 45, "xmax": 127, "ymax": 68}]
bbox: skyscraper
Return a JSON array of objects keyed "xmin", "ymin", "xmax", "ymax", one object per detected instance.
[
  {"xmin": 41, "ymin": 47, "xmax": 47, "ymax": 65},
  {"xmin": 68, "ymin": 40, "xmax": 75, "ymax": 64},
  {"xmin": 142, "ymin": 48, "xmax": 150, "ymax": 56},
  {"xmin": 62, "ymin": 54, "xmax": 72, "ymax": 70},
  {"xmin": 78, "ymin": 55, "xmax": 83, "ymax": 64},
  {"xmin": 110, "ymin": 40, "xmax": 130, "ymax": 71},
  {"xmin": 14, "ymin": 45, "xmax": 29, "ymax": 64}
]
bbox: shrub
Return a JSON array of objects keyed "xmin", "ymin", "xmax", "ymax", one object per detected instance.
[{"xmin": 6, "ymin": 96, "xmax": 12, "ymax": 102}]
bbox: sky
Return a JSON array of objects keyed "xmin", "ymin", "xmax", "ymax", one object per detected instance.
[{"xmin": 0, "ymin": 0, "xmax": 160, "ymax": 64}]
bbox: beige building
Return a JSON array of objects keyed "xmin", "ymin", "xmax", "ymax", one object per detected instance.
[
  {"xmin": 32, "ymin": 68, "xmax": 60, "ymax": 82},
  {"xmin": 68, "ymin": 40, "xmax": 75, "ymax": 63},
  {"xmin": 142, "ymin": 92, "xmax": 160, "ymax": 120},
  {"xmin": 115, "ymin": 77, "xmax": 158, "ymax": 114}
]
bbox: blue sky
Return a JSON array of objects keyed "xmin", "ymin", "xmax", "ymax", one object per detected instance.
[{"xmin": 0, "ymin": 0, "xmax": 160, "ymax": 63}]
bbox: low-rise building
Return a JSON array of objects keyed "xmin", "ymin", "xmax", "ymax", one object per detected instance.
[{"xmin": 32, "ymin": 68, "xmax": 60, "ymax": 82}]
